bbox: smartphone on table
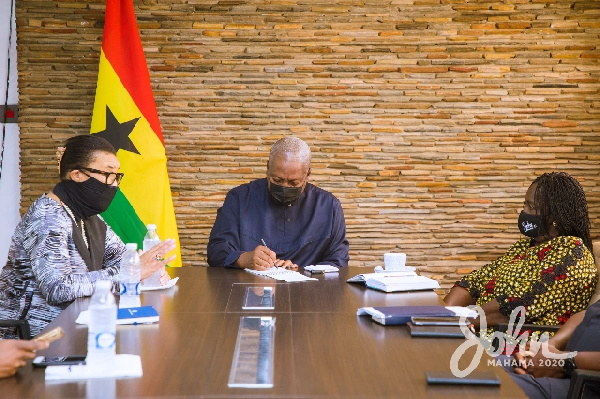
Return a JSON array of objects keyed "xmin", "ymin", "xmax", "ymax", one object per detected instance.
[
  {"xmin": 425, "ymin": 371, "xmax": 500, "ymax": 386},
  {"xmin": 31, "ymin": 326, "xmax": 85, "ymax": 367},
  {"xmin": 33, "ymin": 355, "xmax": 86, "ymax": 367}
]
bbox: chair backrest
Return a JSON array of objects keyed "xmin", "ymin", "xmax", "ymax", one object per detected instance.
[{"xmin": 590, "ymin": 240, "xmax": 600, "ymax": 305}]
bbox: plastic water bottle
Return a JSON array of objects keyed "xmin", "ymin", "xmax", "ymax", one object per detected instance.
[
  {"xmin": 141, "ymin": 224, "xmax": 161, "ymax": 287},
  {"xmin": 119, "ymin": 243, "xmax": 141, "ymax": 308},
  {"xmin": 87, "ymin": 280, "xmax": 117, "ymax": 373}
]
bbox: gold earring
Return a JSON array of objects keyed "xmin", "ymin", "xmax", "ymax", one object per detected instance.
[
  {"xmin": 56, "ymin": 146, "xmax": 65, "ymax": 174},
  {"xmin": 552, "ymin": 221, "xmax": 557, "ymax": 227}
]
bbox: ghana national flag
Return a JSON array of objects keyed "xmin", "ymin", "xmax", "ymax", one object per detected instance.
[{"xmin": 90, "ymin": 0, "xmax": 181, "ymax": 266}]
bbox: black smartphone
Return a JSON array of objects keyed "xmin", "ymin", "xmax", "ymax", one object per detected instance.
[
  {"xmin": 32, "ymin": 355, "xmax": 86, "ymax": 367},
  {"xmin": 425, "ymin": 371, "xmax": 500, "ymax": 386}
]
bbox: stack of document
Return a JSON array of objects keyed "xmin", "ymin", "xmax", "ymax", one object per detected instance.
[
  {"xmin": 364, "ymin": 274, "xmax": 440, "ymax": 292},
  {"xmin": 348, "ymin": 270, "xmax": 440, "ymax": 292},
  {"xmin": 347, "ymin": 270, "xmax": 417, "ymax": 283}
]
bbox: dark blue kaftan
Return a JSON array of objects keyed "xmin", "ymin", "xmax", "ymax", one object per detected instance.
[{"xmin": 207, "ymin": 179, "xmax": 349, "ymax": 268}]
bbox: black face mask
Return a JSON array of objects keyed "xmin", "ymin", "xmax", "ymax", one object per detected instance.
[
  {"xmin": 269, "ymin": 182, "xmax": 303, "ymax": 205},
  {"xmin": 53, "ymin": 178, "xmax": 117, "ymax": 220},
  {"xmin": 518, "ymin": 210, "xmax": 543, "ymax": 238}
]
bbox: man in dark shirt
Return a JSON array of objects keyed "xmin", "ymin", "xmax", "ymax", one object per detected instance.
[
  {"xmin": 207, "ymin": 136, "xmax": 349, "ymax": 269},
  {"xmin": 508, "ymin": 299, "xmax": 600, "ymax": 398}
]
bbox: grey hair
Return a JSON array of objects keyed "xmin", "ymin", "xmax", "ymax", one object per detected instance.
[{"xmin": 268, "ymin": 136, "xmax": 311, "ymax": 166}]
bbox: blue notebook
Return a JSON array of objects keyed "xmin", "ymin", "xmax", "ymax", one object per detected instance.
[
  {"xmin": 357, "ymin": 306, "xmax": 455, "ymax": 326},
  {"xmin": 117, "ymin": 306, "xmax": 159, "ymax": 324}
]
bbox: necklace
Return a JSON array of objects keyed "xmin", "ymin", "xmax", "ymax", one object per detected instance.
[{"xmin": 61, "ymin": 202, "xmax": 89, "ymax": 249}]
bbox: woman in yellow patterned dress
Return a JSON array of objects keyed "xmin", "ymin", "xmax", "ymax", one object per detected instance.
[{"xmin": 445, "ymin": 172, "xmax": 597, "ymax": 333}]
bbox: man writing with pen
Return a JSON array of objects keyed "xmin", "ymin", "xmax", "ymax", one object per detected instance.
[{"xmin": 207, "ymin": 136, "xmax": 349, "ymax": 270}]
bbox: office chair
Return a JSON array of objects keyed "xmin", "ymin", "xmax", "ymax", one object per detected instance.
[
  {"xmin": 0, "ymin": 285, "xmax": 34, "ymax": 340},
  {"xmin": 0, "ymin": 319, "xmax": 31, "ymax": 340}
]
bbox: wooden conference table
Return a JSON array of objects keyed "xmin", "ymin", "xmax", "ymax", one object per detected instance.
[{"xmin": 1, "ymin": 267, "xmax": 526, "ymax": 398}]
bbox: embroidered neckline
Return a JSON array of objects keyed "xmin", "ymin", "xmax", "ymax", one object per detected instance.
[{"xmin": 60, "ymin": 202, "xmax": 88, "ymax": 249}]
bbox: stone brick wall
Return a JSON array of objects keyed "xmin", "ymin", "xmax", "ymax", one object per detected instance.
[{"xmin": 15, "ymin": 0, "xmax": 600, "ymax": 289}]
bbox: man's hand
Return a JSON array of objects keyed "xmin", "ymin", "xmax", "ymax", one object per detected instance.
[
  {"xmin": 237, "ymin": 245, "xmax": 277, "ymax": 270},
  {"xmin": 274, "ymin": 259, "xmax": 298, "ymax": 270},
  {"xmin": 513, "ymin": 340, "xmax": 567, "ymax": 378},
  {"xmin": 0, "ymin": 339, "xmax": 49, "ymax": 378}
]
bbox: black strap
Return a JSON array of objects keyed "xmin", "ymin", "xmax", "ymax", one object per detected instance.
[{"xmin": 17, "ymin": 280, "xmax": 31, "ymax": 320}]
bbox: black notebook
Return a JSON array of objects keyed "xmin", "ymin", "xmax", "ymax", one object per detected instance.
[{"xmin": 407, "ymin": 322, "xmax": 466, "ymax": 338}]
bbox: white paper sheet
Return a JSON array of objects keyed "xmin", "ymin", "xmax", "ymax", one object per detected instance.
[
  {"xmin": 245, "ymin": 267, "xmax": 317, "ymax": 282},
  {"xmin": 45, "ymin": 354, "xmax": 142, "ymax": 380},
  {"xmin": 140, "ymin": 276, "xmax": 179, "ymax": 291}
]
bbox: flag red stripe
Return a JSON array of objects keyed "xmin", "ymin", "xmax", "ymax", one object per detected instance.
[{"xmin": 101, "ymin": 0, "xmax": 164, "ymax": 145}]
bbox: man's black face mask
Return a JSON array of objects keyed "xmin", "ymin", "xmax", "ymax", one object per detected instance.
[{"xmin": 269, "ymin": 182, "xmax": 303, "ymax": 205}]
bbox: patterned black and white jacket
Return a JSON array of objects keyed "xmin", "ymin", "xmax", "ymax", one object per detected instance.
[{"xmin": 0, "ymin": 195, "xmax": 125, "ymax": 338}]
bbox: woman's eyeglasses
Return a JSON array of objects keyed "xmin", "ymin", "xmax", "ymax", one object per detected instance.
[{"xmin": 79, "ymin": 167, "xmax": 124, "ymax": 186}]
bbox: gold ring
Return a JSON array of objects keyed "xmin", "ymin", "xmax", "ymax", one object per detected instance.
[{"xmin": 155, "ymin": 254, "xmax": 163, "ymax": 262}]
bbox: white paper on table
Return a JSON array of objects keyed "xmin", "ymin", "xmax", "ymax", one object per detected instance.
[
  {"xmin": 45, "ymin": 354, "xmax": 142, "ymax": 380},
  {"xmin": 140, "ymin": 276, "xmax": 179, "ymax": 291},
  {"xmin": 356, "ymin": 307, "xmax": 385, "ymax": 319},
  {"xmin": 445, "ymin": 306, "xmax": 479, "ymax": 318},
  {"xmin": 245, "ymin": 268, "xmax": 317, "ymax": 282},
  {"xmin": 76, "ymin": 306, "xmax": 159, "ymax": 325}
]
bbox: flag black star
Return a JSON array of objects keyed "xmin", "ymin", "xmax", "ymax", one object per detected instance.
[{"xmin": 92, "ymin": 106, "xmax": 140, "ymax": 154}]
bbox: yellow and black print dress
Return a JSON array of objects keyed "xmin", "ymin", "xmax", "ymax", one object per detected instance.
[{"xmin": 456, "ymin": 236, "xmax": 597, "ymax": 327}]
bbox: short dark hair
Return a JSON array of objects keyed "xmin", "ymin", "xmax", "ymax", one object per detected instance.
[
  {"xmin": 532, "ymin": 172, "xmax": 593, "ymax": 252},
  {"xmin": 59, "ymin": 135, "xmax": 116, "ymax": 180}
]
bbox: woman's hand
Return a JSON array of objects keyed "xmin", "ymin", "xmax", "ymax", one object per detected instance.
[
  {"xmin": 138, "ymin": 239, "xmax": 176, "ymax": 281},
  {"xmin": 158, "ymin": 267, "xmax": 171, "ymax": 286}
]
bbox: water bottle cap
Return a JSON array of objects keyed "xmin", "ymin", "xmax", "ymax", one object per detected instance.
[
  {"xmin": 125, "ymin": 243, "xmax": 138, "ymax": 250},
  {"xmin": 147, "ymin": 224, "xmax": 157, "ymax": 230},
  {"xmin": 95, "ymin": 280, "xmax": 112, "ymax": 290}
]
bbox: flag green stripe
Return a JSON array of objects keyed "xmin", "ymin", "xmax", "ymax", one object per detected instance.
[{"xmin": 101, "ymin": 189, "xmax": 147, "ymax": 249}]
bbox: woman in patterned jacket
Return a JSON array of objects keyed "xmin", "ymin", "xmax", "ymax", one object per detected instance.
[
  {"xmin": 0, "ymin": 135, "xmax": 176, "ymax": 338},
  {"xmin": 445, "ymin": 172, "xmax": 597, "ymax": 334}
]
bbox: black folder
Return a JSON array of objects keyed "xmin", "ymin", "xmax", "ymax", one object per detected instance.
[{"xmin": 407, "ymin": 322, "xmax": 466, "ymax": 338}]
